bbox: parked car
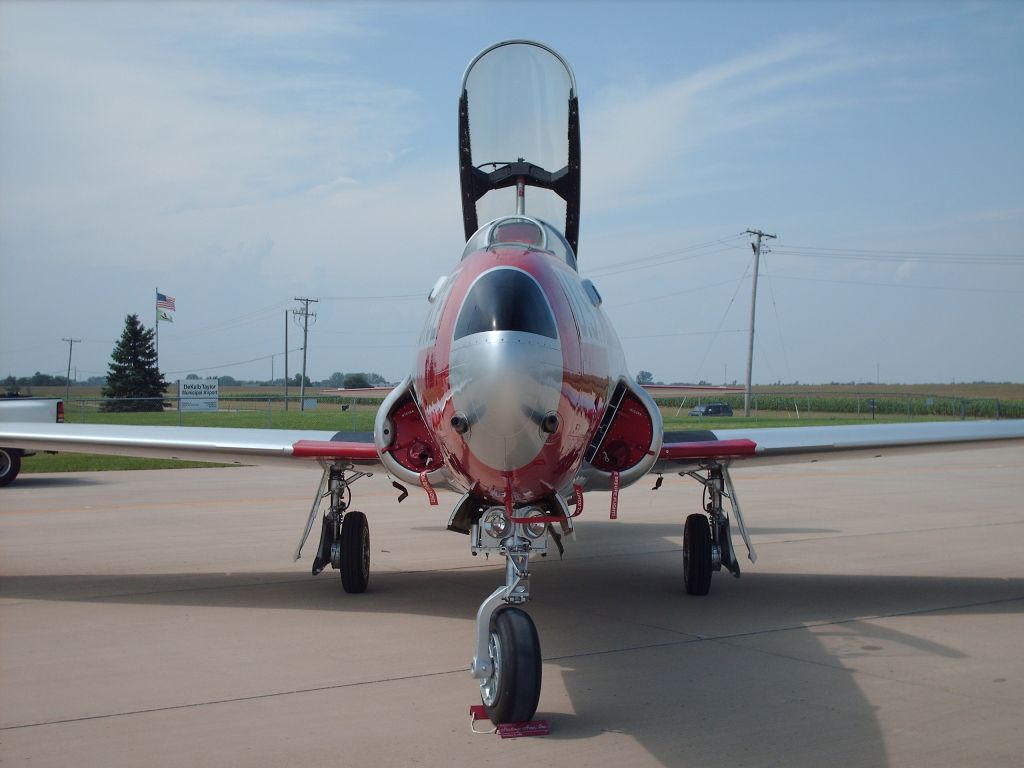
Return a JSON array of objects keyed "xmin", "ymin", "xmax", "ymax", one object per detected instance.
[{"xmin": 689, "ymin": 403, "xmax": 733, "ymax": 417}]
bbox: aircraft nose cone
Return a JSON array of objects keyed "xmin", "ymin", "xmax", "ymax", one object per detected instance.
[
  {"xmin": 479, "ymin": 373, "xmax": 540, "ymax": 438},
  {"xmin": 448, "ymin": 331, "xmax": 562, "ymax": 471}
]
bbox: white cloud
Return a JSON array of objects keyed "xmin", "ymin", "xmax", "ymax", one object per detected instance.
[
  {"xmin": 0, "ymin": 2, "xmax": 433, "ymax": 282},
  {"xmin": 581, "ymin": 34, "xmax": 886, "ymax": 214}
]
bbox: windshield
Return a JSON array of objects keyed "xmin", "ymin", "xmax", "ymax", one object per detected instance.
[
  {"xmin": 459, "ymin": 41, "xmax": 581, "ymax": 255},
  {"xmin": 454, "ymin": 268, "xmax": 558, "ymax": 340}
]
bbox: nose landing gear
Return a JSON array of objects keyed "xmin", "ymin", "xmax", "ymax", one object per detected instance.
[{"xmin": 469, "ymin": 503, "xmax": 558, "ymax": 724}]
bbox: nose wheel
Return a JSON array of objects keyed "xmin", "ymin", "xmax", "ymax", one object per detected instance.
[
  {"xmin": 479, "ymin": 607, "xmax": 542, "ymax": 724},
  {"xmin": 470, "ymin": 519, "xmax": 546, "ymax": 725}
]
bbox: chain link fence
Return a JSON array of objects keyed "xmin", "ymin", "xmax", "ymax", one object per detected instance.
[{"xmin": 658, "ymin": 391, "xmax": 1024, "ymax": 420}]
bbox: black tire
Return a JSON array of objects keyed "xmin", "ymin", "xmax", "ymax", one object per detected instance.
[
  {"xmin": 683, "ymin": 513, "xmax": 712, "ymax": 596},
  {"xmin": 481, "ymin": 607, "xmax": 542, "ymax": 724},
  {"xmin": 340, "ymin": 511, "xmax": 370, "ymax": 593},
  {"xmin": 0, "ymin": 448, "xmax": 21, "ymax": 488}
]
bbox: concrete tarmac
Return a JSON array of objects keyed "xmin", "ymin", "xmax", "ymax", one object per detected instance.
[{"xmin": 1, "ymin": 445, "xmax": 1023, "ymax": 767}]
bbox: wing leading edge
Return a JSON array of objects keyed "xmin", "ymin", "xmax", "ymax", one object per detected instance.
[
  {"xmin": 0, "ymin": 423, "xmax": 382, "ymax": 468},
  {"xmin": 655, "ymin": 420, "xmax": 1024, "ymax": 473}
]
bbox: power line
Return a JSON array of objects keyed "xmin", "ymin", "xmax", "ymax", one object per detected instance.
[
  {"xmin": 621, "ymin": 329, "xmax": 746, "ymax": 340},
  {"xmin": 771, "ymin": 249, "xmax": 1024, "ymax": 267},
  {"xmin": 605, "ymin": 277, "xmax": 744, "ymax": 310},
  {"xmin": 760, "ymin": 252, "xmax": 794, "ymax": 384},
  {"xmin": 761, "ymin": 272, "xmax": 1024, "ymax": 294},
  {"xmin": 163, "ymin": 347, "xmax": 305, "ymax": 376},
  {"xmin": 586, "ymin": 234, "xmax": 748, "ymax": 278},
  {"xmin": 692, "ymin": 259, "xmax": 752, "ymax": 385},
  {"xmin": 773, "ymin": 243, "xmax": 1024, "ymax": 260},
  {"xmin": 165, "ymin": 301, "xmax": 293, "ymax": 340},
  {"xmin": 319, "ymin": 293, "xmax": 424, "ymax": 301}
]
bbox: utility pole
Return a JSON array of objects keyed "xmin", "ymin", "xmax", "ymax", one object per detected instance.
[
  {"xmin": 293, "ymin": 297, "xmax": 318, "ymax": 411},
  {"xmin": 744, "ymin": 228, "xmax": 776, "ymax": 417},
  {"xmin": 284, "ymin": 310, "xmax": 289, "ymax": 411},
  {"xmin": 61, "ymin": 337, "xmax": 81, "ymax": 406}
]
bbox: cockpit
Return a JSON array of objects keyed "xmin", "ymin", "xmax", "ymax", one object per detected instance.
[{"xmin": 461, "ymin": 216, "xmax": 578, "ymax": 270}]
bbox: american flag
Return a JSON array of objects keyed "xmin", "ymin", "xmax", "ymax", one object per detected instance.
[{"xmin": 156, "ymin": 292, "xmax": 176, "ymax": 311}]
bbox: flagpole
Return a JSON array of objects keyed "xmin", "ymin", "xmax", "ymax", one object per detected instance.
[{"xmin": 155, "ymin": 287, "xmax": 159, "ymax": 371}]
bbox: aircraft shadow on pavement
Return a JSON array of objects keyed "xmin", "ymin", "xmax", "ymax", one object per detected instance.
[
  {"xmin": 6, "ymin": 569, "xmax": 1023, "ymax": 767},
  {"xmin": 8, "ymin": 475, "xmax": 106, "ymax": 488},
  {"xmin": 4, "ymin": 525, "xmax": 1021, "ymax": 767}
]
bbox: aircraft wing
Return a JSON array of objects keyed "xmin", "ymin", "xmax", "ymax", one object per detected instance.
[
  {"xmin": 655, "ymin": 420, "xmax": 1024, "ymax": 473},
  {"xmin": 0, "ymin": 423, "xmax": 382, "ymax": 468}
]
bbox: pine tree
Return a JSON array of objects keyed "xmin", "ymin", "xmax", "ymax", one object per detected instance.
[{"xmin": 101, "ymin": 314, "xmax": 168, "ymax": 412}]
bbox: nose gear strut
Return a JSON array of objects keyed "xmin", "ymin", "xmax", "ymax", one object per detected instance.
[{"xmin": 469, "ymin": 515, "xmax": 545, "ymax": 724}]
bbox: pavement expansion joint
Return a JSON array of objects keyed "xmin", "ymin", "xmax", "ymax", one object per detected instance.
[{"xmin": 0, "ymin": 666, "xmax": 469, "ymax": 732}]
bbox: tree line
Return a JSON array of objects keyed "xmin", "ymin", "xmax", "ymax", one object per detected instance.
[{"xmin": 4, "ymin": 314, "xmax": 392, "ymax": 407}]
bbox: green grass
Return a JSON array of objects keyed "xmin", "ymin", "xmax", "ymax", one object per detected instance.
[
  {"xmin": 64, "ymin": 406, "xmax": 378, "ymax": 431},
  {"xmin": 661, "ymin": 411, "xmax": 961, "ymax": 430},
  {"xmin": 22, "ymin": 453, "xmax": 232, "ymax": 473},
  {"xmin": 23, "ymin": 405, "xmax": 376, "ymax": 474}
]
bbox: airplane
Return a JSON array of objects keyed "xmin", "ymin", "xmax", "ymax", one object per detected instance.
[{"xmin": 3, "ymin": 39, "xmax": 1024, "ymax": 726}]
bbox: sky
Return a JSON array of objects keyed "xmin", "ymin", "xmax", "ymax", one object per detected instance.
[{"xmin": 1, "ymin": 0, "xmax": 1022, "ymax": 386}]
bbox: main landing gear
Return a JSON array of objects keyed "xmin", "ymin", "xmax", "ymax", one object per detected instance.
[
  {"xmin": 682, "ymin": 462, "xmax": 757, "ymax": 596},
  {"xmin": 467, "ymin": 500, "xmax": 566, "ymax": 724},
  {"xmin": 294, "ymin": 461, "xmax": 373, "ymax": 593}
]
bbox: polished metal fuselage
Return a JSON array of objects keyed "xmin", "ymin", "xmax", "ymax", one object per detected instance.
[{"xmin": 413, "ymin": 240, "xmax": 627, "ymax": 504}]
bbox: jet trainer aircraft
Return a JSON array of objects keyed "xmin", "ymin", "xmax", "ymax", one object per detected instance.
[{"xmin": 4, "ymin": 41, "xmax": 1024, "ymax": 726}]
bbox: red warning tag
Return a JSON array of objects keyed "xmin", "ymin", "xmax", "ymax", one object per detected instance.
[
  {"xmin": 572, "ymin": 484, "xmax": 584, "ymax": 517},
  {"xmin": 469, "ymin": 706, "xmax": 550, "ymax": 738},
  {"xmin": 498, "ymin": 721, "xmax": 550, "ymax": 738},
  {"xmin": 418, "ymin": 470, "xmax": 438, "ymax": 505},
  {"xmin": 610, "ymin": 471, "xmax": 620, "ymax": 520}
]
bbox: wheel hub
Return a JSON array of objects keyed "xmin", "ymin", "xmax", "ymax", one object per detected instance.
[{"xmin": 480, "ymin": 631, "xmax": 502, "ymax": 706}]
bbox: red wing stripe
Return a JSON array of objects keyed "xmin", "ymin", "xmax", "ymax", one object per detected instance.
[
  {"xmin": 291, "ymin": 440, "xmax": 380, "ymax": 461},
  {"xmin": 660, "ymin": 438, "xmax": 757, "ymax": 460}
]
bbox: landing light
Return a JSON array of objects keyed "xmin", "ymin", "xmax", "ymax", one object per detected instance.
[
  {"xmin": 520, "ymin": 509, "xmax": 548, "ymax": 539},
  {"xmin": 481, "ymin": 508, "xmax": 510, "ymax": 539}
]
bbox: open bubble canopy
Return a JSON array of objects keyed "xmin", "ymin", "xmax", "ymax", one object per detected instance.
[{"xmin": 458, "ymin": 40, "xmax": 582, "ymax": 258}]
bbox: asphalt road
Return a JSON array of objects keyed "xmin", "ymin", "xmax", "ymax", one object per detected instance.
[{"xmin": 2, "ymin": 445, "xmax": 1022, "ymax": 767}]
